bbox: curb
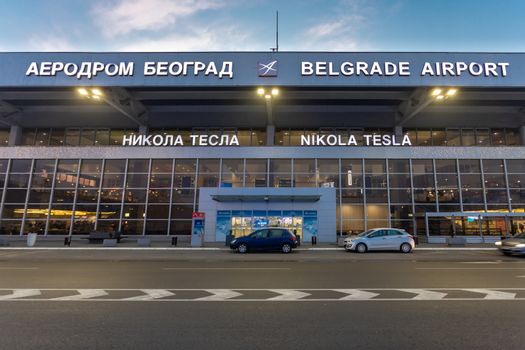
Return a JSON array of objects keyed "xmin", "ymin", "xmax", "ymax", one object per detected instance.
[{"xmin": 0, "ymin": 247, "xmax": 498, "ymax": 251}]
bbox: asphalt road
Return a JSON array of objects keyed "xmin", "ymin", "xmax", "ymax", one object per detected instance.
[{"xmin": 0, "ymin": 249, "xmax": 524, "ymax": 350}]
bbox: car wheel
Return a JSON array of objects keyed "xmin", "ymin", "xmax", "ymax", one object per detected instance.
[
  {"xmin": 400, "ymin": 243, "xmax": 412, "ymax": 253},
  {"xmin": 344, "ymin": 245, "xmax": 352, "ymax": 252},
  {"xmin": 502, "ymin": 251, "xmax": 512, "ymax": 256},
  {"xmin": 281, "ymin": 243, "xmax": 292, "ymax": 254},
  {"xmin": 356, "ymin": 243, "xmax": 367, "ymax": 253},
  {"xmin": 237, "ymin": 243, "xmax": 248, "ymax": 254}
]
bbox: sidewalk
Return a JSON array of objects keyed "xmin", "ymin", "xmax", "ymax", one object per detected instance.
[{"xmin": 0, "ymin": 235, "xmax": 498, "ymax": 250}]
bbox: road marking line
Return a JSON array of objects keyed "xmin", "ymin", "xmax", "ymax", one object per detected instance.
[
  {"xmin": 0, "ymin": 247, "xmax": 498, "ymax": 251},
  {"xmin": 463, "ymin": 289, "xmax": 517, "ymax": 300},
  {"xmin": 0, "ymin": 247, "xmax": 225, "ymax": 251},
  {"xmin": 414, "ymin": 248, "xmax": 497, "ymax": 251},
  {"xmin": 402, "ymin": 289, "xmax": 447, "ymax": 300},
  {"xmin": 267, "ymin": 289, "xmax": 311, "ymax": 300},
  {"xmin": 196, "ymin": 289, "xmax": 243, "ymax": 301},
  {"xmin": 416, "ymin": 268, "xmax": 525, "ymax": 270},
  {"xmin": 0, "ymin": 267, "xmax": 39, "ymax": 270},
  {"xmin": 163, "ymin": 267, "xmax": 292, "ymax": 271},
  {"xmin": 459, "ymin": 261, "xmax": 503, "ymax": 264},
  {"xmin": 334, "ymin": 289, "xmax": 379, "ymax": 300},
  {"xmin": 52, "ymin": 289, "xmax": 108, "ymax": 301},
  {"xmin": 0, "ymin": 288, "xmax": 523, "ymax": 302},
  {"xmin": 307, "ymin": 248, "xmax": 341, "ymax": 251},
  {"xmin": 123, "ymin": 289, "xmax": 175, "ymax": 301},
  {"xmin": 0, "ymin": 289, "xmax": 41, "ymax": 300}
]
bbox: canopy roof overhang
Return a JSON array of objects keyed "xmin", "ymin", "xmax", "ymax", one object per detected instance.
[
  {"xmin": 211, "ymin": 194, "xmax": 321, "ymax": 202},
  {"xmin": 1, "ymin": 86, "xmax": 525, "ymax": 129}
]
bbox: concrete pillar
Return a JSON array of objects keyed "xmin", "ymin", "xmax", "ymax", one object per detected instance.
[
  {"xmin": 139, "ymin": 124, "xmax": 148, "ymax": 135},
  {"xmin": 394, "ymin": 125, "xmax": 403, "ymax": 138},
  {"xmin": 8, "ymin": 125, "xmax": 22, "ymax": 146},
  {"xmin": 266, "ymin": 124, "xmax": 275, "ymax": 146},
  {"xmin": 520, "ymin": 125, "xmax": 525, "ymax": 146}
]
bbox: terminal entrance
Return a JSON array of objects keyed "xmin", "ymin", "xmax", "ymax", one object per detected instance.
[
  {"xmin": 216, "ymin": 210, "xmax": 318, "ymax": 241},
  {"xmin": 424, "ymin": 212, "xmax": 525, "ymax": 240}
]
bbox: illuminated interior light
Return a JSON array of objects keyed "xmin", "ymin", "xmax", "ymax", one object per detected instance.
[
  {"xmin": 264, "ymin": 94, "xmax": 271, "ymax": 99},
  {"xmin": 446, "ymin": 88, "xmax": 457, "ymax": 96},
  {"xmin": 435, "ymin": 95, "xmax": 445, "ymax": 100},
  {"xmin": 92, "ymin": 95, "xmax": 101, "ymax": 100},
  {"xmin": 271, "ymin": 88, "xmax": 279, "ymax": 96},
  {"xmin": 257, "ymin": 88, "xmax": 265, "ymax": 95}
]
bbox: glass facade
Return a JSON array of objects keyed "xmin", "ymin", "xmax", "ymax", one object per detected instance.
[
  {"xmin": 15, "ymin": 127, "xmax": 522, "ymax": 147},
  {"xmin": 1, "ymin": 157, "xmax": 524, "ymax": 237},
  {"xmin": 275, "ymin": 128, "xmax": 521, "ymax": 146},
  {"xmin": 20, "ymin": 128, "xmax": 267, "ymax": 147}
]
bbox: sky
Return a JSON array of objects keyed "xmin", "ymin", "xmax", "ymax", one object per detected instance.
[{"xmin": 0, "ymin": 0, "xmax": 524, "ymax": 52}]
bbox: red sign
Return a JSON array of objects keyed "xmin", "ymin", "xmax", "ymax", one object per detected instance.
[{"xmin": 192, "ymin": 212, "xmax": 205, "ymax": 218}]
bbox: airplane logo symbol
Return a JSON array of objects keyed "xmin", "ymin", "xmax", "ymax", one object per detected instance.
[{"xmin": 258, "ymin": 60, "xmax": 278, "ymax": 77}]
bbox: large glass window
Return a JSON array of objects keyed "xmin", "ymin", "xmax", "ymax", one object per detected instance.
[{"xmin": 245, "ymin": 159, "xmax": 267, "ymax": 187}]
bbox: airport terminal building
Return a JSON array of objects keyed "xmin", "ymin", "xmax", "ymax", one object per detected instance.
[{"xmin": 0, "ymin": 52, "xmax": 524, "ymax": 243}]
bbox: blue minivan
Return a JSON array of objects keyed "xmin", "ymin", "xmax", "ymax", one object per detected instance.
[{"xmin": 229, "ymin": 228, "xmax": 298, "ymax": 254}]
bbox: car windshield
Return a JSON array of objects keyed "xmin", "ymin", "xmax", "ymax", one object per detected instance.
[{"xmin": 357, "ymin": 230, "xmax": 375, "ymax": 237}]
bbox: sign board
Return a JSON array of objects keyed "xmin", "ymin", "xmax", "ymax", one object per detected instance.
[
  {"xmin": 191, "ymin": 212, "xmax": 205, "ymax": 247},
  {"xmin": 0, "ymin": 52, "xmax": 524, "ymax": 87}
]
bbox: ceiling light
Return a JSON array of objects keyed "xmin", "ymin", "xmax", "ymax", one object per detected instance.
[
  {"xmin": 91, "ymin": 88, "xmax": 102, "ymax": 96},
  {"xmin": 77, "ymin": 88, "xmax": 89, "ymax": 96},
  {"xmin": 446, "ymin": 88, "xmax": 457, "ymax": 96},
  {"xmin": 271, "ymin": 88, "xmax": 279, "ymax": 96},
  {"xmin": 257, "ymin": 88, "xmax": 265, "ymax": 95},
  {"xmin": 435, "ymin": 95, "xmax": 445, "ymax": 100},
  {"xmin": 264, "ymin": 94, "xmax": 271, "ymax": 99},
  {"xmin": 431, "ymin": 88, "xmax": 442, "ymax": 96}
]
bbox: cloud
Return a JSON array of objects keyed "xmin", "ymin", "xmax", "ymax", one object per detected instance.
[
  {"xmin": 116, "ymin": 25, "xmax": 257, "ymax": 51},
  {"xmin": 292, "ymin": 0, "xmax": 373, "ymax": 50},
  {"xmin": 92, "ymin": 0, "xmax": 224, "ymax": 38},
  {"xmin": 26, "ymin": 35, "xmax": 76, "ymax": 51}
]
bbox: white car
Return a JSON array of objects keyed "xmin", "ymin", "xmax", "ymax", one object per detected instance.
[{"xmin": 344, "ymin": 228, "xmax": 415, "ymax": 253}]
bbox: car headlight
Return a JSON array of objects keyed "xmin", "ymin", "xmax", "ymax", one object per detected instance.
[
  {"xmin": 495, "ymin": 241, "xmax": 502, "ymax": 246},
  {"xmin": 516, "ymin": 243, "xmax": 525, "ymax": 248}
]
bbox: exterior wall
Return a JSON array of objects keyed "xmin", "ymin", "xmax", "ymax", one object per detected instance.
[{"xmin": 198, "ymin": 187, "xmax": 336, "ymax": 243}]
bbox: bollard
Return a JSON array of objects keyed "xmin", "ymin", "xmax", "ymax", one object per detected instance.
[
  {"xmin": 64, "ymin": 236, "xmax": 71, "ymax": 246},
  {"xmin": 171, "ymin": 236, "xmax": 178, "ymax": 246}
]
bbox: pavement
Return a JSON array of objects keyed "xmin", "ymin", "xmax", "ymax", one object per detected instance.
[{"xmin": 0, "ymin": 245, "xmax": 524, "ymax": 350}]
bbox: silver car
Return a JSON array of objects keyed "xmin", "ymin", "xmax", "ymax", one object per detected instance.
[
  {"xmin": 495, "ymin": 232, "xmax": 525, "ymax": 255},
  {"xmin": 344, "ymin": 228, "xmax": 415, "ymax": 253}
]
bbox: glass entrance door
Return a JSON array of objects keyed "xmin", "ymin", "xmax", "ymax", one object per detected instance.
[
  {"xmin": 217, "ymin": 210, "xmax": 318, "ymax": 240},
  {"xmin": 231, "ymin": 216, "xmax": 253, "ymax": 237},
  {"xmin": 509, "ymin": 217, "xmax": 525, "ymax": 235}
]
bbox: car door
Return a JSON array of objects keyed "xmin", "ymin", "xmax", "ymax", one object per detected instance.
[
  {"xmin": 366, "ymin": 230, "xmax": 387, "ymax": 250},
  {"xmin": 267, "ymin": 229, "xmax": 284, "ymax": 250},
  {"xmin": 248, "ymin": 230, "xmax": 268, "ymax": 250},
  {"xmin": 385, "ymin": 229, "xmax": 404, "ymax": 249}
]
